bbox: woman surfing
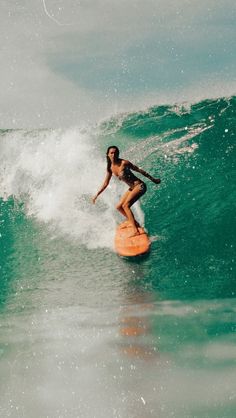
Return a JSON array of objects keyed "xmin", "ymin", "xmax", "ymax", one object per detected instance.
[{"xmin": 92, "ymin": 146, "xmax": 161, "ymax": 236}]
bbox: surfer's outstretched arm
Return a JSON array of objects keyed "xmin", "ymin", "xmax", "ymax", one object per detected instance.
[
  {"xmin": 128, "ymin": 161, "xmax": 161, "ymax": 184},
  {"xmin": 92, "ymin": 171, "xmax": 112, "ymax": 203}
]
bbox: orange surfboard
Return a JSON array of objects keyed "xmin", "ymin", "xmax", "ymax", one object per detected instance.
[{"xmin": 115, "ymin": 223, "xmax": 151, "ymax": 257}]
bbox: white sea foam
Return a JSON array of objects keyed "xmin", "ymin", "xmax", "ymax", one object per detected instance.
[{"xmin": 0, "ymin": 128, "xmax": 132, "ymax": 249}]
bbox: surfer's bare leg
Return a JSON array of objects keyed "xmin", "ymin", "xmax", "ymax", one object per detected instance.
[
  {"xmin": 116, "ymin": 190, "xmax": 140, "ymax": 228},
  {"xmin": 116, "ymin": 190, "xmax": 130, "ymax": 220},
  {"xmin": 122, "ymin": 185, "xmax": 144, "ymax": 236}
]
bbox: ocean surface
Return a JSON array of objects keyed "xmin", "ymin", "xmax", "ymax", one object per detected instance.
[{"xmin": 0, "ymin": 96, "xmax": 235, "ymax": 418}]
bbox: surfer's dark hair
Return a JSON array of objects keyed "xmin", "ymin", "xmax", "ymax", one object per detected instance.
[{"xmin": 106, "ymin": 146, "xmax": 120, "ymax": 172}]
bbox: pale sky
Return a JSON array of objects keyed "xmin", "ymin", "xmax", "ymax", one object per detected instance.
[{"xmin": 1, "ymin": 0, "xmax": 235, "ymax": 128}]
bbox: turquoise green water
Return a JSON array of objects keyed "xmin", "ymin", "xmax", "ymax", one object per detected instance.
[{"xmin": 0, "ymin": 96, "xmax": 235, "ymax": 417}]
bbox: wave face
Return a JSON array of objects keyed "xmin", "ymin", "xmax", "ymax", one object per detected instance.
[
  {"xmin": 0, "ymin": 96, "xmax": 235, "ymax": 299},
  {"xmin": 98, "ymin": 96, "xmax": 236, "ymax": 299}
]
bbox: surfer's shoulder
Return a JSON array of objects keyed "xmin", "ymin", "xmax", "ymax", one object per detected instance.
[{"xmin": 123, "ymin": 159, "xmax": 131, "ymax": 167}]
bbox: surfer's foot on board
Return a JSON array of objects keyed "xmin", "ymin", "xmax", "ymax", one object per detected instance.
[
  {"xmin": 120, "ymin": 220, "xmax": 141, "ymax": 229},
  {"xmin": 120, "ymin": 220, "xmax": 130, "ymax": 228},
  {"xmin": 129, "ymin": 229, "xmax": 141, "ymax": 238}
]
